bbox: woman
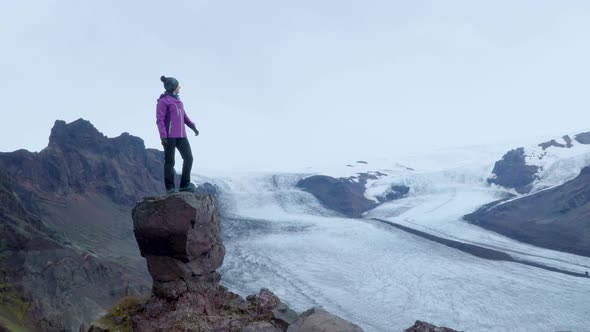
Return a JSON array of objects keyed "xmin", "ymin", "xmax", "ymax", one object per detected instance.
[{"xmin": 156, "ymin": 75, "xmax": 199, "ymax": 194}]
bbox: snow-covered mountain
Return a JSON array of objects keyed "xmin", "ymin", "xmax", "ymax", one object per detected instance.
[
  {"xmin": 195, "ymin": 143, "xmax": 590, "ymax": 332},
  {"xmin": 488, "ymin": 131, "xmax": 590, "ymax": 194}
]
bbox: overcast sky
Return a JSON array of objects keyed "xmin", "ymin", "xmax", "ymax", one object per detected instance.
[{"xmin": 2, "ymin": 1, "xmax": 590, "ymax": 171}]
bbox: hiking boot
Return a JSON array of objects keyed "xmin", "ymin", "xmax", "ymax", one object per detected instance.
[
  {"xmin": 166, "ymin": 188, "xmax": 177, "ymax": 195},
  {"xmin": 179, "ymin": 183, "xmax": 197, "ymax": 192}
]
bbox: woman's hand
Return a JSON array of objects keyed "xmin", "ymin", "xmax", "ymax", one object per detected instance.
[{"xmin": 193, "ymin": 128, "xmax": 199, "ymax": 136}]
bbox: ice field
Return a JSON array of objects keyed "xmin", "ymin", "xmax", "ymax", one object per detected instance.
[{"xmin": 198, "ymin": 146, "xmax": 590, "ymax": 331}]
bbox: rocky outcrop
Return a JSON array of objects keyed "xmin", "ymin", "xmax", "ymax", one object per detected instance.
[
  {"xmin": 487, "ymin": 147, "xmax": 539, "ymax": 194},
  {"xmin": 297, "ymin": 172, "xmax": 408, "ymax": 218},
  {"xmin": 538, "ymin": 135, "xmax": 573, "ymax": 150},
  {"xmin": 132, "ymin": 194, "xmax": 225, "ymax": 300},
  {"xmin": 466, "ymin": 166, "xmax": 590, "ymax": 257},
  {"xmin": 403, "ymin": 320, "xmax": 458, "ymax": 332},
  {"xmin": 90, "ymin": 193, "xmax": 365, "ymax": 331},
  {"xmin": 377, "ymin": 184, "xmax": 410, "ymax": 202}
]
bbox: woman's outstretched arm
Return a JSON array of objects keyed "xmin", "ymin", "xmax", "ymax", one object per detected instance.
[{"xmin": 184, "ymin": 112, "xmax": 198, "ymax": 134}]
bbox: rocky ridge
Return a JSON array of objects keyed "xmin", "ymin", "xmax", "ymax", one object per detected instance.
[{"xmin": 0, "ymin": 119, "xmax": 170, "ymax": 331}]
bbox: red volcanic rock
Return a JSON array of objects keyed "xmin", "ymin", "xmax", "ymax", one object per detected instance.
[
  {"xmin": 132, "ymin": 193, "xmax": 225, "ymax": 299},
  {"xmin": 258, "ymin": 288, "xmax": 281, "ymax": 314}
]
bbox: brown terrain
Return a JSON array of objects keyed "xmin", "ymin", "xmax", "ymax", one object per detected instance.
[{"xmin": 0, "ymin": 119, "xmax": 164, "ymax": 331}]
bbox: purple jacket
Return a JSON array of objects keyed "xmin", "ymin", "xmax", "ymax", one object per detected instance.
[{"xmin": 156, "ymin": 94, "xmax": 197, "ymax": 138}]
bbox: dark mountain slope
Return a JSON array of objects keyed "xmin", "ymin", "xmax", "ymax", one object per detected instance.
[
  {"xmin": 465, "ymin": 166, "xmax": 590, "ymax": 257},
  {"xmin": 0, "ymin": 119, "xmax": 168, "ymax": 331}
]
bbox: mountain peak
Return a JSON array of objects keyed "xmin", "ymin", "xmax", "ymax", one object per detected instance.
[
  {"xmin": 48, "ymin": 118, "xmax": 107, "ymax": 149},
  {"xmin": 47, "ymin": 119, "xmax": 147, "ymax": 158}
]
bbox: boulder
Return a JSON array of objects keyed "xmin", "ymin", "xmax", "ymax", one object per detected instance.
[
  {"xmin": 403, "ymin": 320, "xmax": 459, "ymax": 332},
  {"xmin": 242, "ymin": 321, "xmax": 282, "ymax": 332},
  {"xmin": 272, "ymin": 302, "xmax": 300, "ymax": 329},
  {"xmin": 287, "ymin": 307, "xmax": 363, "ymax": 332}
]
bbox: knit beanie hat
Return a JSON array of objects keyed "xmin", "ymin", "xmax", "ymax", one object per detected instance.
[{"xmin": 160, "ymin": 75, "xmax": 179, "ymax": 93}]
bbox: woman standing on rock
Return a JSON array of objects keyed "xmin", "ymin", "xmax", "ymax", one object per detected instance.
[{"xmin": 157, "ymin": 75, "xmax": 199, "ymax": 194}]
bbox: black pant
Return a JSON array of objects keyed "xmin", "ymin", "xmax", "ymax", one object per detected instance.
[{"xmin": 163, "ymin": 138, "xmax": 193, "ymax": 190}]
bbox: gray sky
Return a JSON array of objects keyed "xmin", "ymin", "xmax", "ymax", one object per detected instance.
[{"xmin": 2, "ymin": 1, "xmax": 590, "ymax": 171}]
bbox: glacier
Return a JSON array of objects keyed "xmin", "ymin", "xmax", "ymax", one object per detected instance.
[{"xmin": 196, "ymin": 146, "xmax": 590, "ymax": 332}]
